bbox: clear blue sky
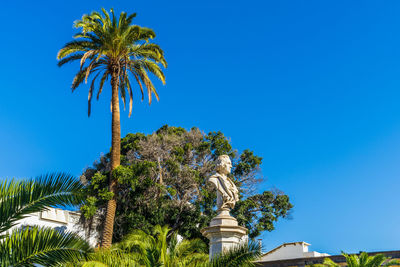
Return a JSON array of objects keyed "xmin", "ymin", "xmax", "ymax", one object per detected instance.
[{"xmin": 1, "ymin": 0, "xmax": 399, "ymax": 255}]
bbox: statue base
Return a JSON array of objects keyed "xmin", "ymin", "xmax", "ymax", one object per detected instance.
[{"xmin": 201, "ymin": 209, "xmax": 248, "ymax": 259}]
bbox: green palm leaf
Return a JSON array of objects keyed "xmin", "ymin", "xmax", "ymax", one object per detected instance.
[
  {"xmin": 64, "ymin": 248, "xmax": 139, "ymax": 267},
  {"xmin": 0, "ymin": 226, "xmax": 90, "ymax": 267},
  {"xmin": 0, "ymin": 173, "xmax": 84, "ymax": 235},
  {"xmin": 0, "ymin": 173, "xmax": 89, "ymax": 266},
  {"xmin": 384, "ymin": 259, "xmax": 400, "ymax": 267},
  {"xmin": 365, "ymin": 253, "xmax": 386, "ymax": 267},
  {"xmin": 320, "ymin": 252, "xmax": 400, "ymax": 267},
  {"xmin": 207, "ymin": 241, "xmax": 262, "ymax": 267},
  {"xmin": 320, "ymin": 257, "xmax": 340, "ymax": 267}
]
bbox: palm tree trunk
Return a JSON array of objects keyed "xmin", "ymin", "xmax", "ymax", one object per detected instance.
[{"xmin": 101, "ymin": 66, "xmax": 120, "ymax": 248}]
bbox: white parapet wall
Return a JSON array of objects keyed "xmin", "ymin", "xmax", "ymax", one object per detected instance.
[
  {"xmin": 259, "ymin": 242, "xmax": 330, "ymax": 262},
  {"xmin": 10, "ymin": 207, "xmax": 99, "ymax": 247}
]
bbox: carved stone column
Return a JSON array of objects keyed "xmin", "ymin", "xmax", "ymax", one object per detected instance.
[{"xmin": 201, "ymin": 209, "xmax": 248, "ymax": 259}]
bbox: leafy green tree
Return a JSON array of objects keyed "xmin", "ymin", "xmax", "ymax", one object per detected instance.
[
  {"xmin": 80, "ymin": 125, "xmax": 293, "ymax": 242},
  {"xmin": 0, "ymin": 173, "xmax": 91, "ymax": 266},
  {"xmin": 318, "ymin": 252, "xmax": 400, "ymax": 267},
  {"xmin": 57, "ymin": 8, "xmax": 167, "ymax": 248}
]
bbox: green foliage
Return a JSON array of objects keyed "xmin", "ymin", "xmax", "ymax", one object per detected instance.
[
  {"xmin": 233, "ymin": 192, "xmax": 293, "ymax": 238},
  {"xmin": 234, "ymin": 150, "xmax": 262, "ymax": 177},
  {"xmin": 114, "ymin": 225, "xmax": 208, "ymax": 266},
  {"xmin": 207, "ymin": 242, "xmax": 262, "ymax": 267},
  {"xmin": 0, "ymin": 173, "xmax": 91, "ymax": 266},
  {"xmin": 65, "ymin": 225, "xmax": 208, "ymax": 267},
  {"xmin": 81, "ymin": 125, "xmax": 293, "ymax": 242},
  {"xmin": 91, "ymin": 172, "xmax": 107, "ymax": 190},
  {"xmin": 57, "ymin": 8, "xmax": 167, "ymax": 117},
  {"xmin": 1, "ymin": 226, "xmax": 90, "ymax": 267},
  {"xmin": 64, "ymin": 224, "xmax": 260, "ymax": 267},
  {"xmin": 206, "ymin": 131, "xmax": 235, "ymax": 159},
  {"xmin": 316, "ymin": 252, "xmax": 400, "ymax": 267},
  {"xmin": 81, "ymin": 196, "xmax": 98, "ymax": 218},
  {"xmin": 63, "ymin": 249, "xmax": 139, "ymax": 267},
  {"xmin": 0, "ymin": 173, "xmax": 85, "ymax": 235}
]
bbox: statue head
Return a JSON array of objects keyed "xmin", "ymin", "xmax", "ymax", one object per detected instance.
[{"xmin": 216, "ymin": 155, "xmax": 232, "ymax": 175}]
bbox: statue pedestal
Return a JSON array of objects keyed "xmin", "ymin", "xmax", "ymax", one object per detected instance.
[{"xmin": 201, "ymin": 209, "xmax": 248, "ymax": 259}]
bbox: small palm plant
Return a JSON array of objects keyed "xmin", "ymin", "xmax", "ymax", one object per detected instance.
[
  {"xmin": 115, "ymin": 225, "xmax": 209, "ymax": 266},
  {"xmin": 0, "ymin": 173, "xmax": 91, "ymax": 266},
  {"xmin": 64, "ymin": 225, "xmax": 262, "ymax": 267},
  {"xmin": 207, "ymin": 242, "xmax": 262, "ymax": 267},
  {"xmin": 319, "ymin": 252, "xmax": 400, "ymax": 267}
]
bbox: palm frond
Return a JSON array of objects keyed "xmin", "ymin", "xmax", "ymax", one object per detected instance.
[
  {"xmin": 129, "ymin": 64, "xmax": 158, "ymax": 105},
  {"xmin": 119, "ymin": 76, "xmax": 127, "ymax": 111},
  {"xmin": 82, "ymin": 249, "xmax": 139, "ymax": 267},
  {"xmin": 97, "ymin": 71, "xmax": 109, "ymax": 100},
  {"xmin": 57, "ymin": 40, "xmax": 98, "ymax": 59},
  {"xmin": 137, "ymin": 27, "xmax": 156, "ymax": 41},
  {"xmin": 366, "ymin": 254, "xmax": 387, "ymax": 267},
  {"xmin": 58, "ymin": 53, "xmax": 85, "ymax": 67},
  {"xmin": 383, "ymin": 259, "xmax": 400, "ymax": 267},
  {"xmin": 80, "ymin": 50, "xmax": 98, "ymax": 70},
  {"xmin": 322, "ymin": 257, "xmax": 340, "ymax": 267},
  {"xmin": 0, "ymin": 226, "xmax": 90, "ymax": 267},
  {"xmin": 0, "ymin": 173, "xmax": 84, "ymax": 234},
  {"xmin": 126, "ymin": 77, "xmax": 133, "ymax": 117},
  {"xmin": 174, "ymin": 238, "xmax": 208, "ymax": 258},
  {"xmin": 170, "ymin": 236, "xmax": 208, "ymax": 267},
  {"xmin": 359, "ymin": 252, "xmax": 370, "ymax": 266},
  {"xmin": 129, "ymin": 43, "xmax": 167, "ymax": 67},
  {"xmin": 132, "ymin": 72, "xmax": 144, "ymax": 101},
  {"xmin": 115, "ymin": 229, "xmax": 155, "ymax": 255},
  {"xmin": 208, "ymin": 241, "xmax": 262, "ymax": 267},
  {"xmin": 88, "ymin": 72, "xmax": 101, "ymax": 116}
]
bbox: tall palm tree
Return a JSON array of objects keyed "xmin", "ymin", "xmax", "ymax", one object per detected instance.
[
  {"xmin": 57, "ymin": 8, "xmax": 167, "ymax": 248},
  {"xmin": 319, "ymin": 252, "xmax": 400, "ymax": 267},
  {"xmin": 0, "ymin": 173, "xmax": 91, "ymax": 266}
]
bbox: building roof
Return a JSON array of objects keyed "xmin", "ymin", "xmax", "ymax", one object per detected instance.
[{"xmin": 262, "ymin": 242, "xmax": 311, "ymax": 257}]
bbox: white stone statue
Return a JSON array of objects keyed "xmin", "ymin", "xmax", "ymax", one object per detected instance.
[
  {"xmin": 202, "ymin": 155, "xmax": 247, "ymax": 259},
  {"xmin": 208, "ymin": 155, "xmax": 239, "ymax": 211}
]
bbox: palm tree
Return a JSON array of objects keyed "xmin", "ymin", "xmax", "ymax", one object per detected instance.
[
  {"xmin": 319, "ymin": 252, "xmax": 400, "ymax": 267},
  {"xmin": 115, "ymin": 225, "xmax": 209, "ymax": 266},
  {"xmin": 57, "ymin": 8, "xmax": 167, "ymax": 248},
  {"xmin": 0, "ymin": 173, "xmax": 91, "ymax": 266}
]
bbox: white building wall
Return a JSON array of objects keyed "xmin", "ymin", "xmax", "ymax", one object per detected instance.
[
  {"xmin": 260, "ymin": 242, "xmax": 330, "ymax": 262},
  {"xmin": 10, "ymin": 207, "xmax": 99, "ymax": 247},
  {"xmin": 262, "ymin": 243, "xmax": 308, "ymax": 261}
]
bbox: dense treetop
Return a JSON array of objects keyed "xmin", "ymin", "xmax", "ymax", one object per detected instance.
[{"xmin": 80, "ymin": 125, "xmax": 293, "ymax": 242}]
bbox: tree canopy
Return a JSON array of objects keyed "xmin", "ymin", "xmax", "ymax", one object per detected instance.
[{"xmin": 80, "ymin": 125, "xmax": 293, "ymax": 243}]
